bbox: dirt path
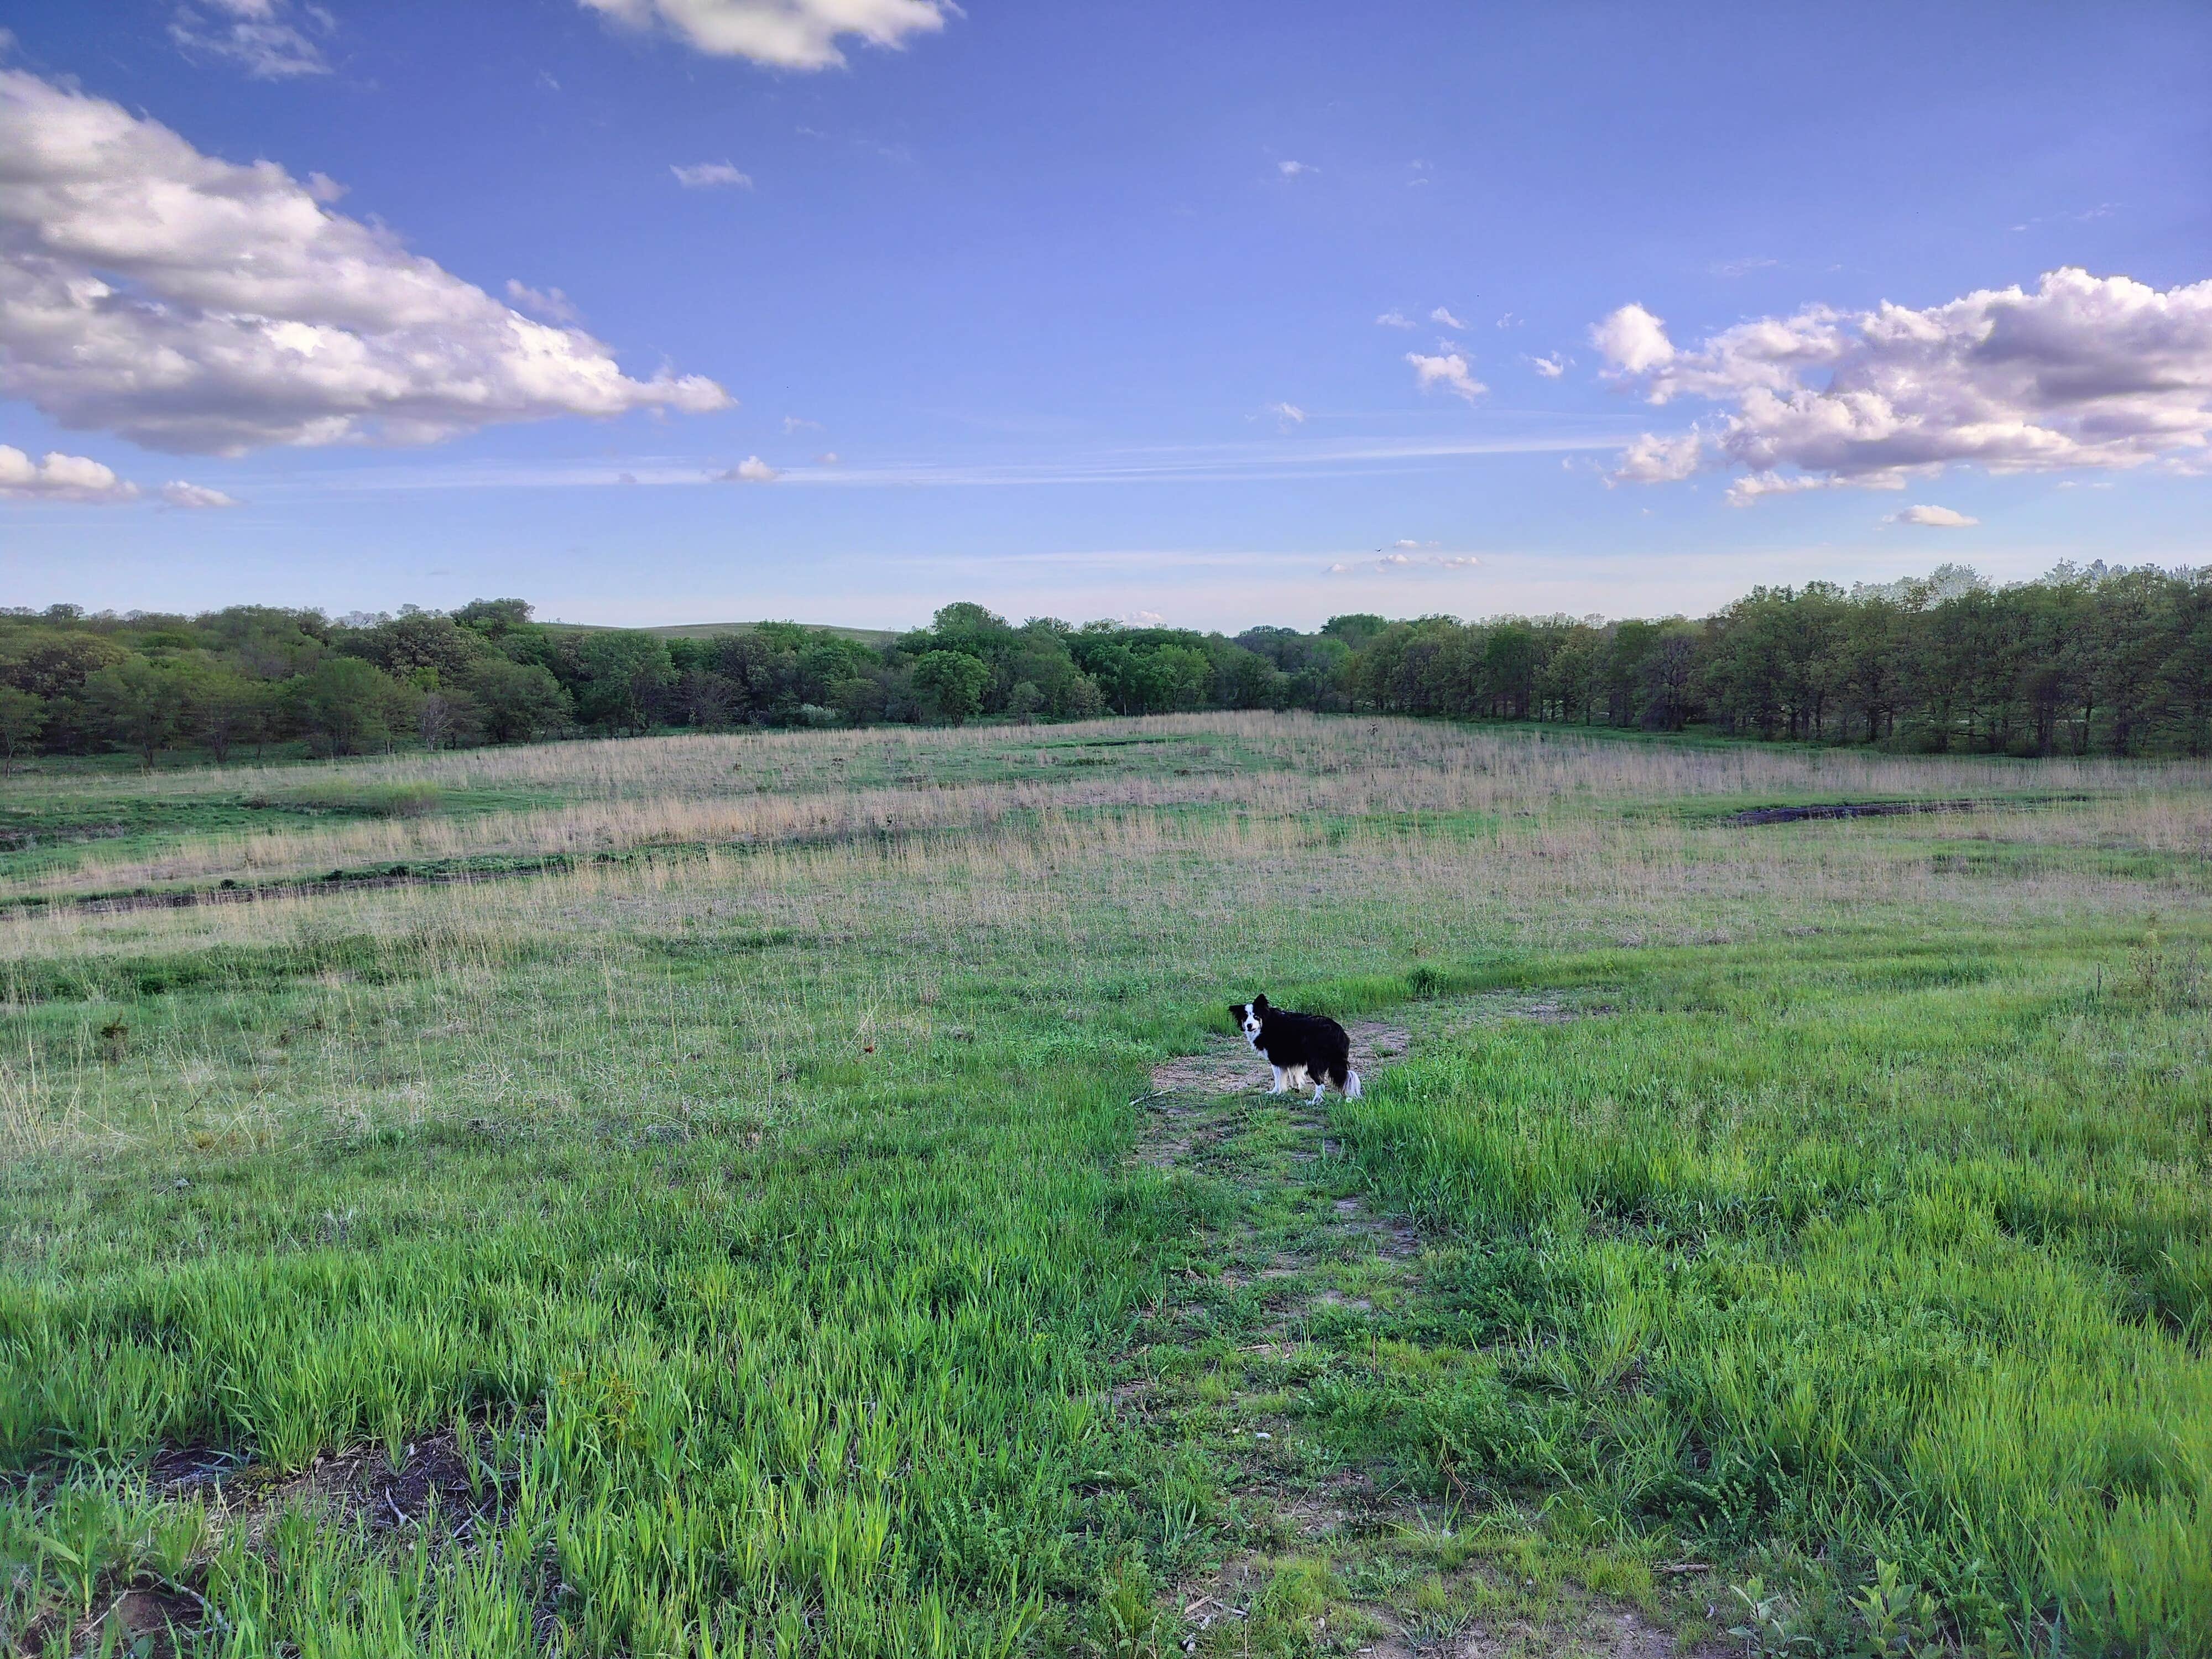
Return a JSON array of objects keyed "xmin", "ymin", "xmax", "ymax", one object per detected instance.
[{"xmin": 1115, "ymin": 994, "xmax": 1718, "ymax": 1658}]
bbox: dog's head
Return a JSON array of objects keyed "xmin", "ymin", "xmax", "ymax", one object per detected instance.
[{"xmin": 1230, "ymin": 995, "xmax": 1270, "ymax": 1047}]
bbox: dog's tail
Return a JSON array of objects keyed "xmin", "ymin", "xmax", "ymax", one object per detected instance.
[{"xmin": 1345, "ymin": 1068, "xmax": 1363, "ymax": 1099}]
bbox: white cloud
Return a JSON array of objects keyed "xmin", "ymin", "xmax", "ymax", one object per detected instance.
[
  {"xmin": 813, "ymin": 450, "xmax": 839, "ymax": 464},
  {"xmin": 1890, "ymin": 503, "xmax": 1980, "ymax": 528},
  {"xmin": 672, "ymin": 160, "xmax": 753, "ymax": 189},
  {"xmin": 1277, "ymin": 160, "xmax": 1313, "ymax": 178},
  {"xmin": 1593, "ymin": 269, "xmax": 2212, "ymax": 497},
  {"xmin": 1589, "ymin": 302, "xmax": 1676, "ymax": 374},
  {"xmin": 1609, "ymin": 432, "xmax": 1702, "ymax": 485},
  {"xmin": 781, "ymin": 414, "xmax": 823, "ymax": 432},
  {"xmin": 721, "ymin": 455, "xmax": 778, "ymax": 481},
  {"xmin": 160, "ymin": 479, "xmax": 242, "ymax": 508},
  {"xmin": 1406, "ymin": 351, "xmax": 1485, "ymax": 403},
  {"xmin": 170, "ymin": 0, "xmax": 332, "ymax": 79},
  {"xmin": 1375, "ymin": 310, "xmax": 1415, "ymax": 329},
  {"xmin": 1329, "ymin": 547, "xmax": 1478, "ymax": 575},
  {"xmin": 578, "ymin": 0, "xmax": 950, "ymax": 70},
  {"xmin": 0, "ymin": 445, "xmax": 139, "ymax": 502},
  {"xmin": 1724, "ymin": 470, "xmax": 1863, "ymax": 506},
  {"xmin": 0, "ymin": 70, "xmax": 729, "ymax": 455},
  {"xmin": 505, "ymin": 280, "xmax": 582, "ymax": 324},
  {"xmin": 1528, "ymin": 353, "xmax": 1567, "ymax": 378},
  {"xmin": 1265, "ymin": 401, "xmax": 1307, "ymax": 426},
  {"xmin": 1430, "ymin": 306, "xmax": 1467, "ymax": 330}
]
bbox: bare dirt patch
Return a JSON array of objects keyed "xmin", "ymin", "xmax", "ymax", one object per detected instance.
[
  {"xmin": 152, "ymin": 1425, "xmax": 491, "ymax": 1545},
  {"xmin": 1457, "ymin": 1598, "xmax": 1722, "ymax": 1659}
]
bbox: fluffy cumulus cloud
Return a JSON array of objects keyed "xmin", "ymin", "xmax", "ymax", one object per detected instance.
[
  {"xmin": 1527, "ymin": 352, "xmax": 1567, "ymax": 378},
  {"xmin": 672, "ymin": 160, "xmax": 753, "ymax": 189},
  {"xmin": 578, "ymin": 0, "xmax": 950, "ymax": 69},
  {"xmin": 1592, "ymin": 269, "xmax": 2212, "ymax": 495},
  {"xmin": 721, "ymin": 455, "xmax": 778, "ymax": 481},
  {"xmin": 1607, "ymin": 432, "xmax": 1702, "ymax": 484},
  {"xmin": 1891, "ymin": 503, "xmax": 1979, "ymax": 528},
  {"xmin": 1589, "ymin": 302, "xmax": 1676, "ymax": 374},
  {"xmin": 0, "ymin": 445, "xmax": 138, "ymax": 502},
  {"xmin": 0, "ymin": 70, "xmax": 728, "ymax": 455},
  {"xmin": 1406, "ymin": 351, "xmax": 1485, "ymax": 403},
  {"xmin": 160, "ymin": 479, "xmax": 242, "ymax": 508},
  {"xmin": 170, "ymin": 0, "xmax": 333, "ymax": 79}
]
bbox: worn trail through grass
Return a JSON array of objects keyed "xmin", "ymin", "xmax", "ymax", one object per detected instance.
[{"xmin": 1115, "ymin": 1000, "xmax": 1721, "ymax": 1659}]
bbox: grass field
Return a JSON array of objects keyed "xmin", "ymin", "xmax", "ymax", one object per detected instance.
[{"xmin": 1, "ymin": 713, "xmax": 2206, "ymax": 1657}]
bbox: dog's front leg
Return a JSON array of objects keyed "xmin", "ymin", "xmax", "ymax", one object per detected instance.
[{"xmin": 1268, "ymin": 1065, "xmax": 1286, "ymax": 1094}]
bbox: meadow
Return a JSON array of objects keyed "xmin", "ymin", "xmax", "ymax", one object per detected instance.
[{"xmin": 1, "ymin": 713, "xmax": 2206, "ymax": 1657}]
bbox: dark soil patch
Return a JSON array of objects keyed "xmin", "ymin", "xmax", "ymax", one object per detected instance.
[
  {"xmin": 1728, "ymin": 794, "xmax": 2089, "ymax": 826},
  {"xmin": 152, "ymin": 1425, "xmax": 491, "ymax": 1544}
]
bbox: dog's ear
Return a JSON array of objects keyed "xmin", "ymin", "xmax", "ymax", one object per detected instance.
[
  {"xmin": 1227, "ymin": 1003, "xmax": 1244, "ymax": 1022},
  {"xmin": 1253, "ymin": 994, "xmax": 1270, "ymax": 1012}
]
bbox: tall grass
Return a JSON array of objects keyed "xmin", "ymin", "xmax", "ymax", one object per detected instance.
[{"xmin": 0, "ymin": 716, "xmax": 2206, "ymax": 1653}]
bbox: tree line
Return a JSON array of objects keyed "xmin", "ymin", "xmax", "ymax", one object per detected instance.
[{"xmin": 3, "ymin": 561, "xmax": 2208, "ymax": 771}]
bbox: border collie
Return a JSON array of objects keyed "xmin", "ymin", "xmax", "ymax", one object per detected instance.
[{"xmin": 1230, "ymin": 995, "xmax": 1361, "ymax": 1099}]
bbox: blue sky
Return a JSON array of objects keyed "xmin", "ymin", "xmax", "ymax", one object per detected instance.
[{"xmin": 3, "ymin": 1, "xmax": 2208, "ymax": 630}]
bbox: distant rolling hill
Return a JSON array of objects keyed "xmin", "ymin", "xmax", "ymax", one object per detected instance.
[{"xmin": 541, "ymin": 620, "xmax": 902, "ymax": 648}]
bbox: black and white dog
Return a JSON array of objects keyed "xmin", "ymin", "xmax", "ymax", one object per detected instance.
[{"xmin": 1230, "ymin": 995, "xmax": 1361, "ymax": 1099}]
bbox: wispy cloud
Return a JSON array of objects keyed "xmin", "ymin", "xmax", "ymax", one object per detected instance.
[
  {"xmin": 505, "ymin": 280, "xmax": 583, "ymax": 324},
  {"xmin": 577, "ymin": 0, "xmax": 951, "ymax": 70},
  {"xmin": 160, "ymin": 480, "xmax": 243, "ymax": 509},
  {"xmin": 1264, "ymin": 401, "xmax": 1307, "ymax": 427},
  {"xmin": 1329, "ymin": 546, "xmax": 1480, "ymax": 575},
  {"xmin": 170, "ymin": 0, "xmax": 333, "ymax": 79},
  {"xmin": 1277, "ymin": 159, "xmax": 1314, "ymax": 178},
  {"xmin": 1527, "ymin": 353, "xmax": 1567, "ymax": 379},
  {"xmin": 1375, "ymin": 310, "xmax": 1415, "ymax": 329},
  {"xmin": 305, "ymin": 428, "xmax": 1634, "ymax": 497},
  {"xmin": 672, "ymin": 160, "xmax": 753, "ymax": 189},
  {"xmin": 1430, "ymin": 306, "xmax": 1468, "ymax": 330}
]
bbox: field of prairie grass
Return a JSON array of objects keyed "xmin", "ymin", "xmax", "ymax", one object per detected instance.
[{"xmin": 1, "ymin": 713, "xmax": 2206, "ymax": 1657}]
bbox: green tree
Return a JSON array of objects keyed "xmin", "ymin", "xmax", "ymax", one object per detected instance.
[
  {"xmin": 913, "ymin": 650, "xmax": 989, "ymax": 724},
  {"xmin": 576, "ymin": 632, "xmax": 676, "ymax": 732},
  {"xmin": 290, "ymin": 657, "xmax": 407, "ymax": 757},
  {"xmin": 189, "ymin": 664, "xmax": 273, "ymax": 764},
  {"xmin": 465, "ymin": 659, "xmax": 571, "ymax": 744},
  {"xmin": 86, "ymin": 658, "xmax": 192, "ymax": 768},
  {"xmin": 0, "ymin": 687, "xmax": 46, "ymax": 775}
]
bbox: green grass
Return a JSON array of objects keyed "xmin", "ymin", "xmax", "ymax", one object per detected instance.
[{"xmin": 0, "ymin": 713, "xmax": 2206, "ymax": 1656}]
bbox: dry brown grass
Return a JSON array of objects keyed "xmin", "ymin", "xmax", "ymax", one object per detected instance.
[{"xmin": 16, "ymin": 713, "xmax": 2208, "ymax": 896}]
